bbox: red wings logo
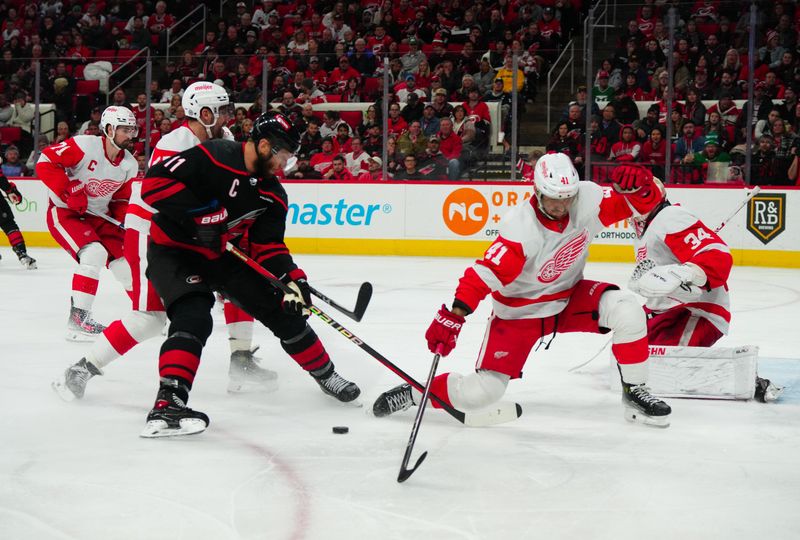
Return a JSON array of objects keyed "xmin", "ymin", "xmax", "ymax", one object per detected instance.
[
  {"xmin": 537, "ymin": 230, "xmax": 589, "ymax": 283},
  {"xmin": 636, "ymin": 246, "xmax": 648, "ymax": 262},
  {"xmin": 84, "ymin": 178, "xmax": 123, "ymax": 197}
]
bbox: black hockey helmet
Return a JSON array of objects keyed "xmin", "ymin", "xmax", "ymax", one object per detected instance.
[{"xmin": 251, "ymin": 111, "xmax": 301, "ymax": 154}]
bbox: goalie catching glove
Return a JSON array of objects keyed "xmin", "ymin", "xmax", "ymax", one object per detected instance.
[
  {"xmin": 280, "ymin": 269, "xmax": 311, "ymax": 317},
  {"xmin": 629, "ymin": 259, "xmax": 707, "ymax": 301}
]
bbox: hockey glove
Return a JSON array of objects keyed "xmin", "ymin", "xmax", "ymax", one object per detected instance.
[
  {"xmin": 425, "ymin": 304, "xmax": 466, "ymax": 357},
  {"xmin": 630, "ymin": 263, "xmax": 706, "ymax": 301},
  {"xmin": 280, "ymin": 269, "xmax": 311, "ymax": 317},
  {"xmin": 64, "ymin": 180, "xmax": 88, "ymax": 215},
  {"xmin": 5, "ymin": 182, "xmax": 22, "ymax": 205},
  {"xmin": 611, "ymin": 164, "xmax": 653, "ymax": 193},
  {"xmin": 192, "ymin": 207, "xmax": 229, "ymax": 252}
]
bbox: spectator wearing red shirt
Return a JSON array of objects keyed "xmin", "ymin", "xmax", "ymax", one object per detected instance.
[
  {"xmin": 310, "ymin": 137, "xmax": 337, "ymax": 175},
  {"xmin": 609, "ymin": 125, "xmax": 641, "ymax": 162},
  {"xmin": 357, "ymin": 156, "xmax": 385, "ymax": 181},
  {"xmin": 328, "ymin": 56, "xmax": 361, "ymax": 90},
  {"xmin": 324, "ymin": 155, "xmax": 354, "ymax": 181},
  {"xmin": 133, "ymin": 93, "xmax": 156, "ymax": 133},
  {"xmin": 537, "ymin": 7, "xmax": 562, "ymax": 44},
  {"xmin": 640, "ymin": 127, "xmax": 668, "ymax": 179},
  {"xmin": 437, "ymin": 117, "xmax": 463, "ymax": 179},
  {"xmin": 392, "ymin": 0, "xmax": 416, "ymax": 27},
  {"xmin": 387, "ymin": 103, "xmax": 409, "ymax": 136},
  {"xmin": 366, "ymin": 24, "xmax": 393, "ymax": 56},
  {"xmin": 67, "ymin": 34, "xmax": 92, "ymax": 63},
  {"xmin": 462, "ymin": 88, "xmax": 492, "ymax": 124},
  {"xmin": 332, "ymin": 123, "xmax": 353, "ymax": 154}
]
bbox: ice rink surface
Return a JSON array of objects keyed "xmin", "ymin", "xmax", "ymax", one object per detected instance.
[{"xmin": 1, "ymin": 249, "xmax": 799, "ymax": 540}]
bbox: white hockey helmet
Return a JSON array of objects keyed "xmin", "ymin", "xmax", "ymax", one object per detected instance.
[
  {"xmin": 100, "ymin": 105, "xmax": 138, "ymax": 139},
  {"xmin": 182, "ymin": 81, "xmax": 231, "ymax": 128},
  {"xmin": 533, "ymin": 152, "xmax": 580, "ymax": 200}
]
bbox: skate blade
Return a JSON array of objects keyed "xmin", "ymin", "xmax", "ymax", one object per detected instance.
[
  {"xmin": 51, "ymin": 379, "xmax": 77, "ymax": 402},
  {"xmin": 140, "ymin": 419, "xmax": 208, "ymax": 438},
  {"xmin": 65, "ymin": 331, "xmax": 101, "ymax": 342},
  {"xmin": 623, "ymin": 406, "xmax": 670, "ymax": 428},
  {"xmin": 227, "ymin": 378, "xmax": 280, "ymax": 394}
]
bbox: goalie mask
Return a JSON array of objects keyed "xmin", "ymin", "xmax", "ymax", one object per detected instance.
[
  {"xmin": 100, "ymin": 106, "xmax": 138, "ymax": 150},
  {"xmin": 532, "ymin": 153, "xmax": 580, "ymax": 219}
]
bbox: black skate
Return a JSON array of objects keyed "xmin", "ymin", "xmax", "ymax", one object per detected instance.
[
  {"xmin": 52, "ymin": 358, "xmax": 102, "ymax": 401},
  {"xmin": 372, "ymin": 383, "xmax": 415, "ymax": 417},
  {"xmin": 13, "ymin": 245, "xmax": 36, "ymax": 269},
  {"xmin": 313, "ymin": 368, "xmax": 361, "ymax": 403},
  {"xmin": 66, "ymin": 301, "xmax": 107, "ymax": 342},
  {"xmin": 622, "ymin": 382, "xmax": 671, "ymax": 428},
  {"xmin": 227, "ymin": 347, "xmax": 279, "ymax": 393},
  {"xmin": 754, "ymin": 376, "xmax": 783, "ymax": 403},
  {"xmin": 140, "ymin": 379, "xmax": 209, "ymax": 438}
]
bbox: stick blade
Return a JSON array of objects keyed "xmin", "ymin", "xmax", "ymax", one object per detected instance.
[
  {"xmin": 462, "ymin": 401, "xmax": 522, "ymax": 427},
  {"xmin": 397, "ymin": 451, "xmax": 428, "ymax": 483},
  {"xmin": 353, "ymin": 282, "xmax": 373, "ymax": 321}
]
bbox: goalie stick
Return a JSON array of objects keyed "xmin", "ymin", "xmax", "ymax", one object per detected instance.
[
  {"xmin": 397, "ymin": 346, "xmax": 442, "ymax": 483},
  {"xmin": 568, "ymin": 186, "xmax": 761, "ymax": 373},
  {"xmin": 226, "ymin": 242, "xmax": 522, "ymax": 427}
]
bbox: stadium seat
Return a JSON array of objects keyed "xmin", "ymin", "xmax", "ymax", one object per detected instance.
[
  {"xmin": 73, "ymin": 64, "xmax": 85, "ymax": 79},
  {"xmin": 95, "ymin": 49, "xmax": 117, "ymax": 62},
  {"xmin": 362, "ymin": 77, "xmax": 381, "ymax": 98},
  {"xmin": 340, "ymin": 111, "xmax": 363, "ymax": 130},
  {"xmin": 75, "ymin": 80, "xmax": 101, "ymax": 95},
  {"xmin": 324, "ymin": 94, "xmax": 342, "ymax": 102},
  {"xmin": 0, "ymin": 127, "xmax": 22, "ymax": 145}
]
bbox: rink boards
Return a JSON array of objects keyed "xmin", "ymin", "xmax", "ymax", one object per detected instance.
[{"xmin": 4, "ymin": 179, "xmax": 800, "ymax": 268}]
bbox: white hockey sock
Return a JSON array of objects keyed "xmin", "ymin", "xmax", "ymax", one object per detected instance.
[{"xmin": 411, "ymin": 370, "xmax": 509, "ymax": 411}]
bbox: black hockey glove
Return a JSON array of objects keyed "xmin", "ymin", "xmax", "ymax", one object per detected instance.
[
  {"xmin": 280, "ymin": 268, "xmax": 311, "ymax": 317},
  {"xmin": 192, "ymin": 207, "xmax": 229, "ymax": 252}
]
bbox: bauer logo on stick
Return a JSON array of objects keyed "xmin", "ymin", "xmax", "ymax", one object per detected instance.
[{"xmin": 747, "ymin": 193, "xmax": 785, "ymax": 245}]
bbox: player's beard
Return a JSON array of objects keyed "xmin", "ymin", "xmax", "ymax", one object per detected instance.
[
  {"xmin": 115, "ymin": 137, "xmax": 134, "ymax": 152},
  {"xmin": 255, "ymin": 148, "xmax": 276, "ymax": 178}
]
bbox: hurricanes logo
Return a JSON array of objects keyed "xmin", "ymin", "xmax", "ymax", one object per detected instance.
[
  {"xmin": 442, "ymin": 188, "xmax": 488, "ymax": 236},
  {"xmin": 84, "ymin": 178, "xmax": 123, "ymax": 197},
  {"xmin": 537, "ymin": 230, "xmax": 589, "ymax": 283}
]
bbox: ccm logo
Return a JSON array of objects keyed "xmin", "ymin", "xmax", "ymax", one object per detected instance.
[{"xmin": 199, "ymin": 209, "xmax": 228, "ymax": 224}]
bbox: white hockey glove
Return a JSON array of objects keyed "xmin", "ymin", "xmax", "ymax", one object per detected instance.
[{"xmin": 629, "ymin": 262, "xmax": 707, "ymax": 301}]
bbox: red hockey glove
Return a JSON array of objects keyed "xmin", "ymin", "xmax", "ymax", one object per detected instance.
[
  {"xmin": 192, "ymin": 207, "xmax": 229, "ymax": 252},
  {"xmin": 425, "ymin": 304, "xmax": 466, "ymax": 357},
  {"xmin": 6, "ymin": 182, "xmax": 22, "ymax": 205},
  {"xmin": 64, "ymin": 180, "xmax": 88, "ymax": 214},
  {"xmin": 280, "ymin": 268, "xmax": 311, "ymax": 317},
  {"xmin": 611, "ymin": 164, "xmax": 654, "ymax": 193}
]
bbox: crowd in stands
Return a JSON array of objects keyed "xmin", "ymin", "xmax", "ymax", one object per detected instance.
[
  {"xmin": 0, "ymin": 0, "xmax": 583, "ymax": 181},
  {"xmin": 552, "ymin": 0, "xmax": 800, "ymax": 186}
]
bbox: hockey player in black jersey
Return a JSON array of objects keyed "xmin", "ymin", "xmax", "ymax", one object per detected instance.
[
  {"xmin": 0, "ymin": 167, "xmax": 36, "ymax": 269},
  {"xmin": 139, "ymin": 112, "xmax": 360, "ymax": 438}
]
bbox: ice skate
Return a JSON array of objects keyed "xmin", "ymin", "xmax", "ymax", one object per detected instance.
[
  {"xmin": 227, "ymin": 347, "xmax": 279, "ymax": 393},
  {"xmin": 313, "ymin": 367, "xmax": 361, "ymax": 403},
  {"xmin": 13, "ymin": 245, "xmax": 36, "ymax": 269},
  {"xmin": 754, "ymin": 376, "xmax": 783, "ymax": 403},
  {"xmin": 373, "ymin": 383, "xmax": 415, "ymax": 417},
  {"xmin": 66, "ymin": 301, "xmax": 107, "ymax": 342},
  {"xmin": 52, "ymin": 358, "xmax": 102, "ymax": 402},
  {"xmin": 622, "ymin": 382, "xmax": 671, "ymax": 428},
  {"xmin": 141, "ymin": 379, "xmax": 209, "ymax": 438}
]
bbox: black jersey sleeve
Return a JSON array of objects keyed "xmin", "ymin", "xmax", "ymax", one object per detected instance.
[
  {"xmin": 248, "ymin": 180, "xmax": 298, "ymax": 278},
  {"xmin": 0, "ymin": 173, "xmax": 11, "ymax": 193}
]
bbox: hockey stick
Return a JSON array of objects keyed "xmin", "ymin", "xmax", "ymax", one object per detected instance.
[
  {"xmin": 569, "ymin": 186, "xmax": 763, "ymax": 374},
  {"xmin": 87, "ymin": 210, "xmax": 126, "ymax": 230},
  {"xmin": 309, "ymin": 282, "xmax": 373, "ymax": 322},
  {"xmin": 225, "ymin": 242, "xmax": 522, "ymax": 427},
  {"xmin": 714, "ymin": 185, "xmax": 761, "ymax": 233},
  {"xmin": 397, "ymin": 346, "xmax": 442, "ymax": 483}
]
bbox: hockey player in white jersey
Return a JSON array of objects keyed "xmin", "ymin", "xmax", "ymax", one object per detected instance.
[
  {"xmin": 627, "ymin": 181, "xmax": 781, "ymax": 402},
  {"xmin": 374, "ymin": 155, "xmax": 673, "ymax": 427},
  {"xmin": 36, "ymin": 106, "xmax": 138, "ymax": 341},
  {"xmin": 53, "ymin": 82, "xmax": 275, "ymax": 401}
]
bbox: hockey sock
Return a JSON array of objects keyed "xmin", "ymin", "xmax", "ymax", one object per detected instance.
[
  {"xmin": 88, "ymin": 311, "xmax": 167, "ymax": 369},
  {"xmin": 281, "ymin": 324, "xmax": 331, "ymax": 374},
  {"xmin": 613, "ymin": 336, "xmax": 649, "ymax": 385},
  {"xmin": 159, "ymin": 332, "xmax": 203, "ymax": 388},
  {"xmin": 428, "ymin": 373, "xmax": 454, "ymax": 409},
  {"xmin": 73, "ymin": 243, "xmax": 107, "ymax": 311},
  {"xmin": 224, "ymin": 300, "xmax": 255, "ymax": 353},
  {"xmin": 6, "ymin": 229, "xmax": 24, "ymax": 251}
]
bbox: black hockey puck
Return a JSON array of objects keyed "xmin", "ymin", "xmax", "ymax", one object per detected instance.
[{"xmin": 332, "ymin": 426, "xmax": 349, "ymax": 434}]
